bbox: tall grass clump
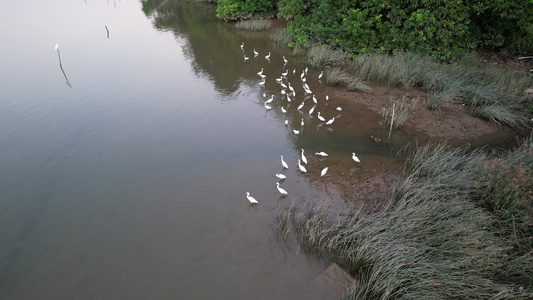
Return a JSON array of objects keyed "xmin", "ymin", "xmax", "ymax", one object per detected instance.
[
  {"xmin": 471, "ymin": 105, "xmax": 531, "ymax": 128},
  {"xmin": 380, "ymin": 97, "xmax": 419, "ymax": 130},
  {"xmin": 426, "ymin": 81, "xmax": 462, "ymax": 110},
  {"xmin": 326, "ymin": 67, "xmax": 351, "ymax": 86},
  {"xmin": 475, "ymin": 140, "xmax": 533, "ymax": 256},
  {"xmin": 306, "ymin": 45, "xmax": 348, "ymax": 69},
  {"xmin": 270, "ymin": 31, "xmax": 293, "ymax": 46},
  {"xmin": 235, "ymin": 19, "xmax": 271, "ymax": 31},
  {"xmin": 347, "ymin": 77, "xmax": 372, "ymax": 93},
  {"xmin": 349, "ymin": 53, "xmax": 433, "ymax": 89},
  {"xmin": 275, "ymin": 142, "xmax": 533, "ymax": 299},
  {"xmin": 452, "ymin": 53, "xmax": 533, "ymax": 96},
  {"xmin": 348, "ymin": 52, "xmax": 533, "ymax": 129}
]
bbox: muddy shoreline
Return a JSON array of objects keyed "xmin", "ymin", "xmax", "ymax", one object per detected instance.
[{"xmin": 264, "ymin": 18, "xmax": 532, "ymax": 207}]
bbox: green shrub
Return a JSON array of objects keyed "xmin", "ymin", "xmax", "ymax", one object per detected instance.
[
  {"xmin": 216, "ymin": 0, "xmax": 276, "ymax": 21},
  {"xmin": 276, "ymin": 0, "xmax": 533, "ymax": 60}
]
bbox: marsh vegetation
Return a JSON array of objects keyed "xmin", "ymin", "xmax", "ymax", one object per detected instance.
[
  {"xmin": 276, "ymin": 141, "xmax": 533, "ymax": 299},
  {"xmin": 235, "ymin": 19, "xmax": 271, "ymax": 31}
]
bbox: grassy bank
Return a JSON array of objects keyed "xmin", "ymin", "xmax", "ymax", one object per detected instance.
[
  {"xmin": 348, "ymin": 53, "xmax": 533, "ymax": 128},
  {"xmin": 270, "ymin": 31, "xmax": 533, "ymax": 129},
  {"xmin": 276, "ymin": 140, "xmax": 533, "ymax": 299}
]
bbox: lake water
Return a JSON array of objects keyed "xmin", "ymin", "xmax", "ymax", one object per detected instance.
[{"xmin": 1, "ymin": 1, "xmax": 379, "ymax": 298}]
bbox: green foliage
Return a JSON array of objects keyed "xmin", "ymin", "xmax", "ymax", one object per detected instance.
[
  {"xmin": 468, "ymin": 0, "xmax": 533, "ymax": 54},
  {"xmin": 275, "ymin": 0, "xmax": 533, "ymax": 60},
  {"xmin": 216, "ymin": 0, "xmax": 276, "ymax": 21}
]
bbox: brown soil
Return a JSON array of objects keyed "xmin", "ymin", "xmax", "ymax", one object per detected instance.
[{"xmin": 267, "ymin": 18, "xmax": 530, "ymax": 207}]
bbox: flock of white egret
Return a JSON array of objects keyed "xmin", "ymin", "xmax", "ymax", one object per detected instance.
[{"xmin": 242, "ymin": 43, "xmax": 361, "ymax": 205}]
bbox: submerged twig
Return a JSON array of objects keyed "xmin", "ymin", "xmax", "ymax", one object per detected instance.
[{"xmin": 105, "ymin": 26, "xmax": 109, "ymax": 38}]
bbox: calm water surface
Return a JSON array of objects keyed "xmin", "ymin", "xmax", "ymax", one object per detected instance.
[{"xmin": 0, "ymin": 1, "xmax": 397, "ymax": 299}]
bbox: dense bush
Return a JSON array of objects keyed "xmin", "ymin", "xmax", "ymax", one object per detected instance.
[
  {"xmin": 216, "ymin": 0, "xmax": 533, "ymax": 60},
  {"xmin": 216, "ymin": 0, "xmax": 276, "ymax": 21},
  {"xmin": 280, "ymin": 0, "xmax": 478, "ymax": 60}
]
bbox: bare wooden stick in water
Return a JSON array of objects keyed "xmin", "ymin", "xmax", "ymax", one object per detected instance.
[
  {"xmin": 105, "ymin": 26, "xmax": 109, "ymax": 38},
  {"xmin": 388, "ymin": 102, "xmax": 395, "ymax": 141},
  {"xmin": 55, "ymin": 44, "xmax": 70, "ymax": 83}
]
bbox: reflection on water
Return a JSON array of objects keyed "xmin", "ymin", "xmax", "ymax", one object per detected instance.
[{"xmin": 0, "ymin": 0, "xmax": 439, "ymax": 298}]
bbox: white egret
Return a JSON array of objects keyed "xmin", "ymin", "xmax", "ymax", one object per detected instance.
[
  {"xmin": 286, "ymin": 95, "xmax": 291, "ymax": 102},
  {"xmin": 301, "ymin": 118, "xmax": 304, "ymax": 127},
  {"xmin": 265, "ymin": 102, "xmax": 272, "ymax": 110},
  {"xmin": 298, "ymin": 159, "xmax": 307, "ymax": 173},
  {"xmin": 288, "ymin": 82, "xmax": 295, "ymax": 93},
  {"xmin": 281, "ymin": 106, "xmax": 287, "ymax": 113},
  {"xmin": 318, "ymin": 71, "xmax": 323, "ymax": 79},
  {"xmin": 352, "ymin": 153, "xmax": 361, "ymax": 162},
  {"xmin": 259, "ymin": 79, "xmax": 265, "ymax": 85},
  {"xmin": 326, "ymin": 117, "xmax": 335, "ymax": 125},
  {"xmin": 293, "ymin": 129, "xmax": 300, "ymax": 135},
  {"xmin": 304, "ymin": 66, "xmax": 308, "ymax": 74},
  {"xmin": 297, "ymin": 101, "xmax": 304, "ymax": 110},
  {"xmin": 336, "ymin": 107, "xmax": 342, "ymax": 111},
  {"xmin": 244, "ymin": 55, "xmax": 249, "ymax": 60},
  {"xmin": 301, "ymin": 149, "xmax": 307, "ymax": 164},
  {"xmin": 293, "ymin": 68, "xmax": 296, "ymax": 75},
  {"xmin": 315, "ymin": 152, "xmax": 328, "ymax": 157},
  {"xmin": 282, "ymin": 70, "xmax": 288, "ymax": 77},
  {"xmin": 257, "ymin": 68, "xmax": 263, "ymax": 76},
  {"xmin": 275, "ymin": 173, "xmax": 287, "ymax": 180},
  {"xmin": 260, "ymin": 74, "xmax": 266, "ymax": 79},
  {"xmin": 280, "ymin": 82, "xmax": 287, "ymax": 89},
  {"xmin": 281, "ymin": 155, "xmax": 289, "ymax": 169},
  {"xmin": 300, "ymin": 71, "xmax": 305, "ymax": 79},
  {"xmin": 246, "ymin": 192, "xmax": 258, "ymax": 204},
  {"xmin": 283, "ymin": 56, "xmax": 288, "ymax": 64},
  {"xmin": 317, "ymin": 112, "xmax": 326, "ymax": 121},
  {"xmin": 309, "ymin": 106, "xmax": 315, "ymax": 115},
  {"xmin": 276, "ymin": 182, "xmax": 288, "ymax": 196},
  {"xmin": 265, "ymin": 52, "xmax": 271, "ymax": 59},
  {"xmin": 263, "ymin": 92, "xmax": 267, "ymax": 98},
  {"xmin": 240, "ymin": 42, "xmax": 244, "ymax": 50},
  {"xmin": 281, "ymin": 90, "xmax": 286, "ymax": 95},
  {"xmin": 265, "ymin": 95, "xmax": 274, "ymax": 103},
  {"xmin": 326, "ymin": 95, "xmax": 329, "ymax": 101},
  {"xmin": 254, "ymin": 49, "xmax": 258, "ymax": 56},
  {"xmin": 276, "ymin": 76, "xmax": 283, "ymax": 82},
  {"xmin": 312, "ymin": 94, "xmax": 317, "ymax": 104},
  {"xmin": 285, "ymin": 120, "xmax": 289, "ymax": 126},
  {"xmin": 321, "ymin": 167, "xmax": 328, "ymax": 177}
]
